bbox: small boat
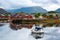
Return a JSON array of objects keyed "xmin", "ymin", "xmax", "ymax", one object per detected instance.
[{"xmin": 31, "ymin": 24, "xmax": 44, "ymax": 39}]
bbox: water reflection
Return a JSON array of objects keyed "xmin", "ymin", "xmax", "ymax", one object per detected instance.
[
  {"xmin": 0, "ymin": 23, "xmax": 5, "ymax": 27},
  {"xmin": 10, "ymin": 23, "xmax": 60, "ymax": 30}
]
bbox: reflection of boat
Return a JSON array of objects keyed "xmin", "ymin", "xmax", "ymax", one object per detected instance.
[{"xmin": 0, "ymin": 23, "xmax": 4, "ymax": 27}]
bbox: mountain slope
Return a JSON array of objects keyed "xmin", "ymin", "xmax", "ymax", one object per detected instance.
[
  {"xmin": 56, "ymin": 8, "xmax": 60, "ymax": 13},
  {"xmin": 0, "ymin": 8, "xmax": 8, "ymax": 14},
  {"xmin": 7, "ymin": 6, "xmax": 47, "ymax": 13}
]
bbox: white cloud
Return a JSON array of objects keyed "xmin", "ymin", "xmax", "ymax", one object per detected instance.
[
  {"xmin": 0, "ymin": 0, "xmax": 37, "ymax": 9},
  {"xmin": 0, "ymin": 0, "xmax": 60, "ymax": 11},
  {"xmin": 32, "ymin": 0, "xmax": 60, "ymax": 11},
  {"xmin": 0, "ymin": 0, "xmax": 13, "ymax": 9},
  {"xmin": 32, "ymin": 0, "xmax": 49, "ymax": 3},
  {"xmin": 57, "ymin": 0, "xmax": 60, "ymax": 4},
  {"xmin": 43, "ymin": 4, "xmax": 60, "ymax": 11}
]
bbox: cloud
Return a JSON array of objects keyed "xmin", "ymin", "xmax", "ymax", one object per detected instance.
[
  {"xmin": 32, "ymin": 0, "xmax": 59, "ymax": 4},
  {"xmin": 32, "ymin": 0, "xmax": 60, "ymax": 11},
  {"xmin": 57, "ymin": 0, "xmax": 60, "ymax": 4},
  {"xmin": 0, "ymin": 0, "xmax": 37, "ymax": 9},
  {"xmin": 43, "ymin": 4, "xmax": 60, "ymax": 11},
  {"xmin": 0, "ymin": 0, "xmax": 60, "ymax": 11},
  {"xmin": 0, "ymin": 0, "xmax": 13, "ymax": 9},
  {"xmin": 51, "ymin": 0, "xmax": 58, "ymax": 4}
]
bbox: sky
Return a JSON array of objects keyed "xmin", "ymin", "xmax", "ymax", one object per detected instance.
[{"xmin": 0, "ymin": 0, "xmax": 60, "ymax": 11}]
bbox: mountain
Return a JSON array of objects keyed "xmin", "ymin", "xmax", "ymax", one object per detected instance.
[
  {"xmin": 56, "ymin": 8, "xmax": 60, "ymax": 13},
  {"xmin": 0, "ymin": 8, "xmax": 8, "ymax": 14},
  {"xmin": 7, "ymin": 6, "xmax": 47, "ymax": 13}
]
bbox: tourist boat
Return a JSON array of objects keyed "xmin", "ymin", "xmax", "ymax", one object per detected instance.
[{"xmin": 31, "ymin": 24, "xmax": 44, "ymax": 39}]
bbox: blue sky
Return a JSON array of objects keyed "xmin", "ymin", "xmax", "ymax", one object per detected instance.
[{"xmin": 0, "ymin": 0, "xmax": 60, "ymax": 11}]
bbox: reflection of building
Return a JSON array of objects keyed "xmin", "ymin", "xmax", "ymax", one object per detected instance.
[
  {"xmin": 9, "ymin": 13, "xmax": 34, "ymax": 30},
  {"xmin": 0, "ymin": 16, "xmax": 9, "ymax": 23},
  {"xmin": 10, "ymin": 23, "xmax": 33, "ymax": 30},
  {"xmin": 9, "ymin": 13, "xmax": 46, "ymax": 30}
]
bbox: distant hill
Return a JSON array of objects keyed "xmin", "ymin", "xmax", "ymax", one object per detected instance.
[
  {"xmin": 48, "ymin": 11, "xmax": 58, "ymax": 13},
  {"xmin": 0, "ymin": 8, "xmax": 8, "ymax": 14},
  {"xmin": 7, "ymin": 6, "xmax": 47, "ymax": 13},
  {"xmin": 56, "ymin": 8, "xmax": 60, "ymax": 13}
]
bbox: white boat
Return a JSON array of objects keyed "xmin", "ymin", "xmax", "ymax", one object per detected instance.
[{"xmin": 31, "ymin": 24, "xmax": 44, "ymax": 39}]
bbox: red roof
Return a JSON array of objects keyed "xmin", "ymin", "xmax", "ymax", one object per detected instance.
[
  {"xmin": 23, "ymin": 15, "xmax": 33, "ymax": 18},
  {"xmin": 10, "ymin": 15, "xmax": 33, "ymax": 19},
  {"xmin": 53, "ymin": 16, "xmax": 58, "ymax": 19},
  {"xmin": 0, "ymin": 16, "xmax": 9, "ymax": 18}
]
